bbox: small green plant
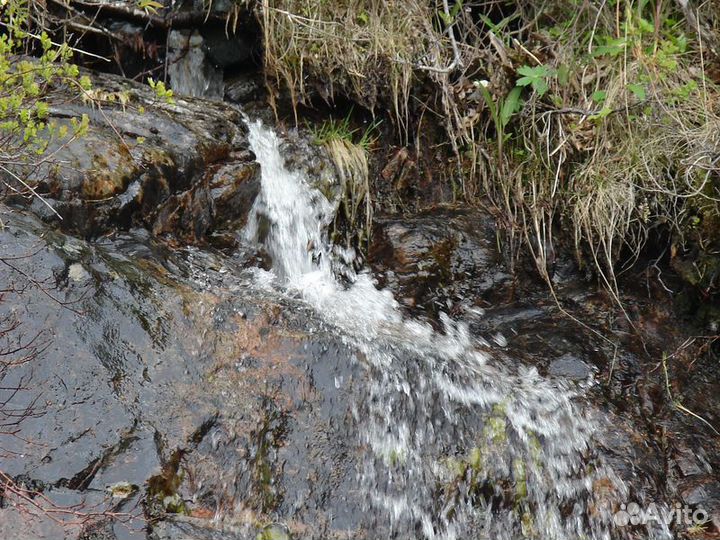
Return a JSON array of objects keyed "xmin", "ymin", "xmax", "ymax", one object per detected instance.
[
  {"xmin": 310, "ymin": 112, "xmax": 380, "ymax": 151},
  {"xmin": 515, "ymin": 64, "xmax": 556, "ymax": 96},
  {"xmin": 311, "ymin": 116, "xmax": 351, "ymax": 146},
  {"xmin": 438, "ymin": 0, "xmax": 463, "ymax": 27},
  {"xmin": 137, "ymin": 0, "xmax": 163, "ymax": 13},
  {"xmin": 476, "ymin": 81, "xmax": 522, "ymax": 158},
  {"xmin": 311, "ymin": 112, "xmax": 381, "ymax": 250},
  {"xmin": 0, "ymin": 0, "xmax": 93, "ymax": 216},
  {"xmin": 627, "ymin": 83, "xmax": 646, "ymax": 100},
  {"xmin": 147, "ymin": 77, "xmax": 175, "ymax": 104}
]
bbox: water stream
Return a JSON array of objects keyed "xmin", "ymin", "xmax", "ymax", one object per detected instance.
[{"xmin": 243, "ymin": 118, "xmax": 628, "ymax": 539}]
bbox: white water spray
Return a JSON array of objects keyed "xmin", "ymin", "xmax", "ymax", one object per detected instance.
[{"xmin": 244, "ymin": 118, "xmax": 627, "ymax": 539}]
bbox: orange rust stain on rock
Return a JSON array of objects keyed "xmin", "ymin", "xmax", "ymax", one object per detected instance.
[{"xmin": 207, "ymin": 307, "xmax": 317, "ymax": 411}]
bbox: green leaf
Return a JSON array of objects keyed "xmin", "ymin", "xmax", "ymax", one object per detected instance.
[
  {"xmin": 589, "ymin": 106, "xmax": 612, "ymax": 122},
  {"xmin": 137, "ymin": 0, "xmax": 163, "ymax": 13},
  {"xmin": 592, "ymin": 37, "xmax": 626, "ymax": 57},
  {"xmin": 627, "ymin": 83, "xmax": 646, "ymax": 101},
  {"xmin": 34, "ymin": 101, "xmax": 49, "ymax": 119},
  {"xmin": 439, "ymin": 1, "xmax": 462, "ymax": 26},
  {"xmin": 532, "ymin": 78, "xmax": 549, "ymax": 96},
  {"xmin": 516, "ymin": 65, "xmax": 554, "ymax": 96},
  {"xmin": 591, "ymin": 90, "xmax": 607, "ymax": 103},
  {"xmin": 500, "ymin": 86, "xmax": 522, "ymax": 128},
  {"xmin": 476, "ymin": 84, "xmax": 498, "ymax": 127},
  {"xmin": 516, "ymin": 76, "xmax": 534, "ymax": 87},
  {"xmin": 638, "ymin": 17, "xmax": 654, "ymax": 34},
  {"xmin": 517, "ymin": 65, "xmax": 552, "ymax": 78},
  {"xmin": 450, "ymin": 0, "xmax": 463, "ymax": 18},
  {"xmin": 557, "ymin": 64, "xmax": 570, "ymax": 87}
]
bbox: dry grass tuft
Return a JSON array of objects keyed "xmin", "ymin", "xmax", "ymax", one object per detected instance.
[
  {"xmin": 254, "ymin": 0, "xmax": 720, "ymax": 299},
  {"xmin": 326, "ymin": 137, "xmax": 372, "ymax": 246},
  {"xmin": 310, "ymin": 114, "xmax": 378, "ymax": 247},
  {"xmin": 259, "ymin": 0, "xmax": 423, "ymax": 129}
]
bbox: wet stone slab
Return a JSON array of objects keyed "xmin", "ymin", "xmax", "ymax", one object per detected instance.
[{"xmin": 0, "ymin": 207, "xmax": 370, "ymax": 539}]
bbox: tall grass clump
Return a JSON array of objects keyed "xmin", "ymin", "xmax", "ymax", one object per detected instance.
[
  {"xmin": 311, "ymin": 114, "xmax": 380, "ymax": 248},
  {"xmin": 253, "ymin": 0, "xmax": 720, "ymax": 301},
  {"xmin": 259, "ymin": 0, "xmax": 422, "ymax": 132},
  {"xmin": 495, "ymin": 1, "xmax": 720, "ymax": 302}
]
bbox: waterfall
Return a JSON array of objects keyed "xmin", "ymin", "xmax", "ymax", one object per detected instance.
[
  {"xmin": 243, "ymin": 118, "xmax": 628, "ymax": 539},
  {"xmin": 167, "ymin": 30, "xmax": 224, "ymax": 100}
]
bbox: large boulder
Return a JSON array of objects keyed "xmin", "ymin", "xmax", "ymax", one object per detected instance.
[
  {"xmin": 2, "ymin": 68, "xmax": 259, "ymax": 241},
  {"xmin": 0, "ymin": 207, "xmax": 368, "ymax": 540},
  {"xmin": 369, "ymin": 207, "xmax": 512, "ymax": 318}
]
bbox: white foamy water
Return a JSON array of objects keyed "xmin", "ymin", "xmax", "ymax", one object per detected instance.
[{"xmin": 243, "ymin": 118, "xmax": 630, "ymax": 539}]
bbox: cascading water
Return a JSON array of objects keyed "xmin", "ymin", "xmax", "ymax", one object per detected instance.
[
  {"xmin": 166, "ymin": 30, "xmax": 224, "ymax": 100},
  {"xmin": 243, "ymin": 118, "xmax": 630, "ymax": 539}
]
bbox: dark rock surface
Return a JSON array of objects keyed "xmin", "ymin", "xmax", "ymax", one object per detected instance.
[
  {"xmin": 2, "ymin": 68, "xmax": 258, "ymax": 241},
  {"xmin": 0, "ymin": 206, "xmax": 368, "ymax": 540},
  {"xmin": 224, "ymin": 74, "xmax": 265, "ymax": 105},
  {"xmin": 152, "ymin": 156, "xmax": 260, "ymax": 244},
  {"xmin": 369, "ymin": 207, "xmax": 512, "ymax": 318},
  {"xmin": 200, "ymin": 28, "xmax": 253, "ymax": 70},
  {"xmin": 369, "ymin": 206, "xmax": 720, "ymax": 539}
]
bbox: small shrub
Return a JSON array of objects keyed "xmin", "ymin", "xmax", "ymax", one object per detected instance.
[{"xmin": 0, "ymin": 0, "xmax": 91, "ymax": 211}]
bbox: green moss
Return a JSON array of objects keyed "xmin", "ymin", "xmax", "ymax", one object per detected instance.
[
  {"xmin": 485, "ymin": 403, "xmax": 508, "ymax": 444},
  {"xmin": 146, "ymin": 451, "xmax": 186, "ymax": 517},
  {"xmin": 257, "ymin": 524, "xmax": 291, "ymax": 540},
  {"xmin": 513, "ymin": 459, "xmax": 527, "ymax": 501}
]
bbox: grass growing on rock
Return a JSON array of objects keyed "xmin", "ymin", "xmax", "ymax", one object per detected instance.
[
  {"xmin": 310, "ymin": 113, "xmax": 380, "ymax": 248},
  {"xmin": 254, "ymin": 0, "xmax": 720, "ymax": 306}
]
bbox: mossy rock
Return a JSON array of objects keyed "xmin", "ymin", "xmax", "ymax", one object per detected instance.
[{"xmin": 7, "ymin": 65, "xmax": 250, "ymax": 238}]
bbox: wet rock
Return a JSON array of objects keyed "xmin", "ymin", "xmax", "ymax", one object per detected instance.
[
  {"xmin": 547, "ymin": 353, "xmax": 594, "ymax": 380},
  {"xmin": 369, "ymin": 207, "xmax": 512, "ymax": 319},
  {"xmin": 278, "ymin": 129, "xmax": 338, "ymax": 200},
  {"xmin": 678, "ymin": 476, "xmax": 720, "ymax": 531},
  {"xmin": 152, "ymin": 180, "xmax": 215, "ymax": 242},
  {"xmin": 674, "ymin": 444, "xmax": 711, "ymax": 477},
  {"xmin": 367, "ymin": 206, "xmax": 720, "ymax": 539},
  {"xmin": 380, "ymin": 147, "xmax": 415, "ymax": 192},
  {"xmin": 206, "ymin": 157, "xmax": 261, "ymax": 227},
  {"xmin": 152, "ymin": 156, "xmax": 260, "ymax": 243},
  {"xmin": 3, "ymin": 65, "xmax": 252, "ymax": 238},
  {"xmin": 0, "ymin": 487, "xmax": 111, "ymax": 540},
  {"xmin": 200, "ymin": 28, "xmax": 253, "ymax": 70},
  {"xmin": 224, "ymin": 73, "xmax": 264, "ymax": 104},
  {"xmin": 150, "ymin": 517, "xmax": 245, "ymax": 540},
  {"xmin": 0, "ymin": 207, "xmax": 368, "ymax": 540},
  {"xmin": 167, "ymin": 30, "xmax": 224, "ymax": 99}
]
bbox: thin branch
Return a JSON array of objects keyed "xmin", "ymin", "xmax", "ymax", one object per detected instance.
[{"xmin": 0, "ymin": 165, "xmax": 62, "ymax": 220}]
